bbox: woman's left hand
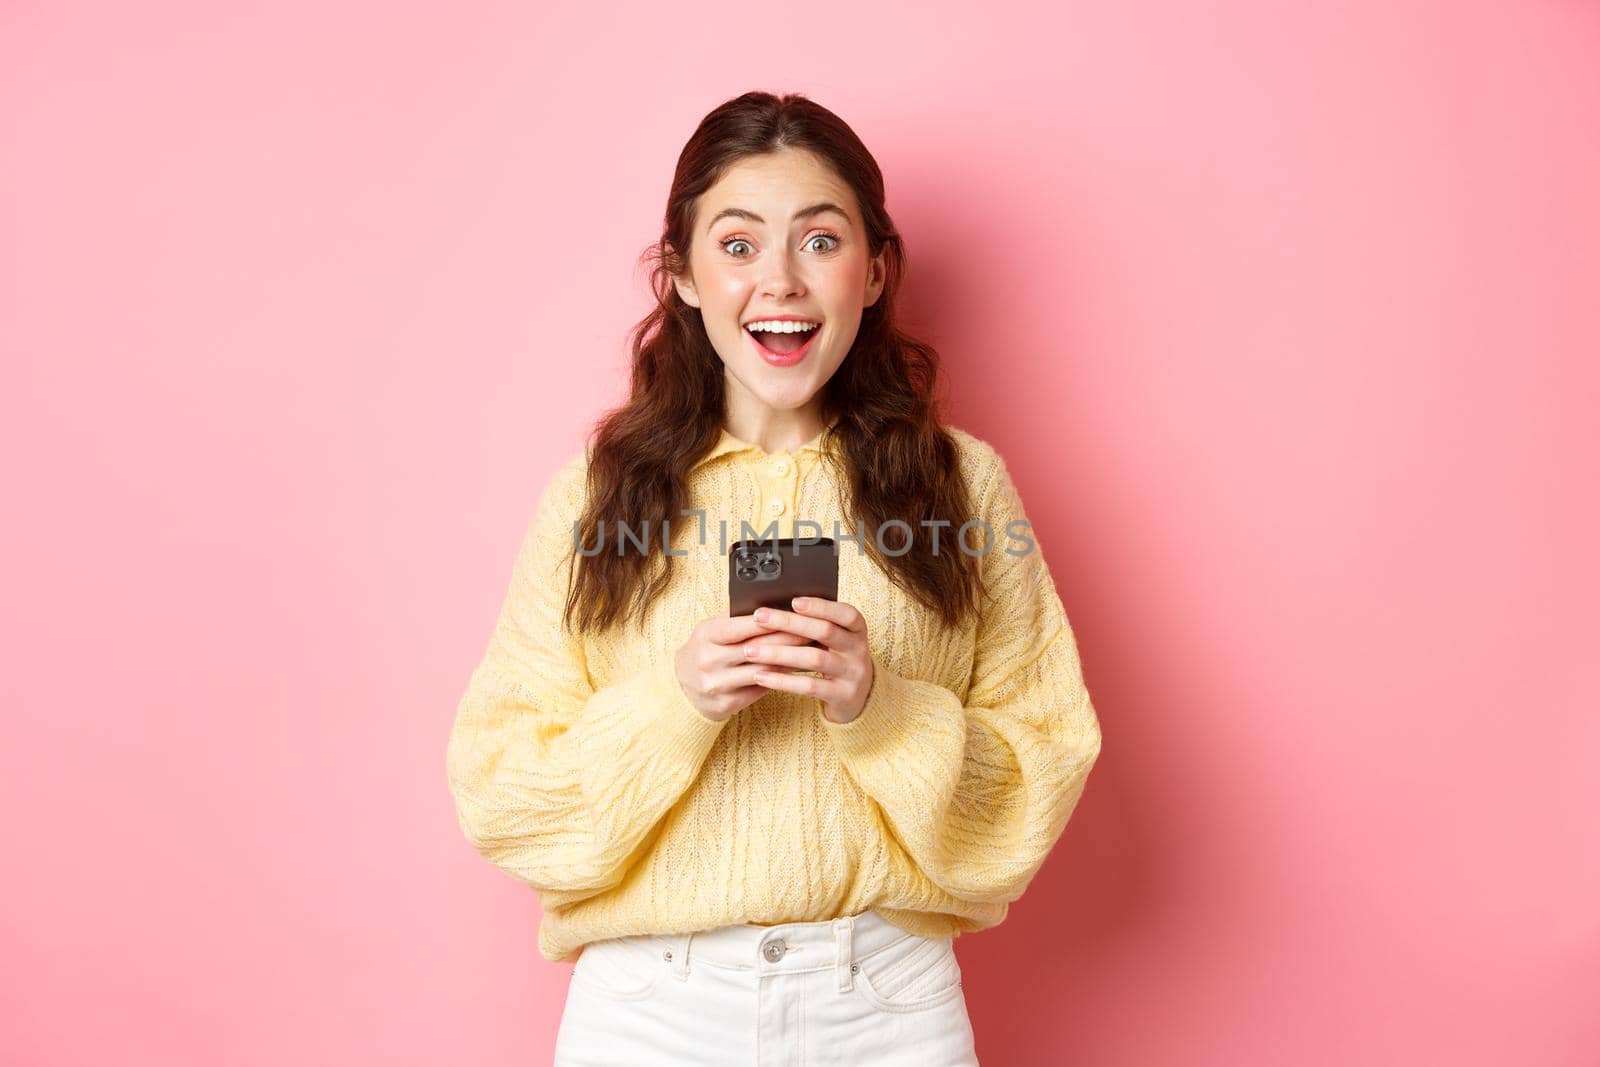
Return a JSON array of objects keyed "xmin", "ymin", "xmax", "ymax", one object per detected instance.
[{"xmin": 743, "ymin": 596, "xmax": 874, "ymax": 724}]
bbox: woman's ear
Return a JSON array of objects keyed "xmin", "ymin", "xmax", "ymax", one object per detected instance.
[
  {"xmin": 673, "ymin": 272, "xmax": 702, "ymax": 309},
  {"xmin": 665, "ymin": 241, "xmax": 701, "ymax": 308},
  {"xmin": 863, "ymin": 248, "xmax": 887, "ymax": 308}
]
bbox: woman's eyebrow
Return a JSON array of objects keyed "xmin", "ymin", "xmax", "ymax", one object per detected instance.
[{"xmin": 706, "ymin": 202, "xmax": 850, "ymax": 231}]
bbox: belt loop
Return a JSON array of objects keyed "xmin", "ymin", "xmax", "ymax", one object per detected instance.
[
  {"xmin": 832, "ymin": 915, "xmax": 855, "ymax": 992},
  {"xmin": 665, "ymin": 931, "xmax": 692, "ymax": 980}
]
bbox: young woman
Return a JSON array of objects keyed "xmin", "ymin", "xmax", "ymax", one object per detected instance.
[{"xmin": 445, "ymin": 90, "xmax": 1103, "ymax": 1066}]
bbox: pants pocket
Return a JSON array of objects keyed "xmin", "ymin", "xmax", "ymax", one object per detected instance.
[
  {"xmin": 569, "ymin": 935, "xmax": 666, "ymax": 1002},
  {"xmin": 851, "ymin": 932, "xmax": 965, "ymax": 1013}
]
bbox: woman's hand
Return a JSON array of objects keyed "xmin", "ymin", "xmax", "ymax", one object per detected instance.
[
  {"xmin": 674, "ymin": 612, "xmax": 813, "ymax": 723},
  {"xmin": 740, "ymin": 597, "xmax": 875, "ymax": 724}
]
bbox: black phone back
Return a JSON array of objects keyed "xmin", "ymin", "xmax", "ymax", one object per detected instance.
[{"xmin": 728, "ymin": 537, "xmax": 839, "ymax": 617}]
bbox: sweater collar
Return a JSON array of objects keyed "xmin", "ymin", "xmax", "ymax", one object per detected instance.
[{"xmin": 692, "ymin": 416, "xmax": 842, "ymax": 471}]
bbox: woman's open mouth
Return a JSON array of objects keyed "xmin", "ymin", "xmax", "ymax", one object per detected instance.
[{"xmin": 744, "ymin": 321, "xmax": 820, "ymax": 367}]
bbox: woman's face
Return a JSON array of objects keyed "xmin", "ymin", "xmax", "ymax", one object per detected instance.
[{"xmin": 673, "ymin": 148, "xmax": 886, "ymax": 418}]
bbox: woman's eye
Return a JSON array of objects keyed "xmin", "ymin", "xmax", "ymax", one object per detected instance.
[
  {"xmin": 723, "ymin": 239, "xmax": 754, "ymax": 257},
  {"xmin": 806, "ymin": 233, "xmax": 840, "ymax": 253}
]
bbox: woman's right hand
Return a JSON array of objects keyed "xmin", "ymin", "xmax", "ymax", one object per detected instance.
[{"xmin": 674, "ymin": 611, "xmax": 811, "ymax": 722}]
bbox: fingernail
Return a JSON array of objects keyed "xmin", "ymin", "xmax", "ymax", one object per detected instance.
[
  {"xmin": 793, "ymin": 597, "xmax": 810, "ymax": 609},
  {"xmin": 755, "ymin": 608, "xmax": 771, "ymax": 622}
]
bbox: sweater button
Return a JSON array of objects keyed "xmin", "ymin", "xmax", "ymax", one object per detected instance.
[
  {"xmin": 766, "ymin": 499, "xmax": 785, "ymax": 516},
  {"xmin": 772, "ymin": 460, "xmax": 788, "ymax": 475},
  {"xmin": 762, "ymin": 938, "xmax": 787, "ymax": 962}
]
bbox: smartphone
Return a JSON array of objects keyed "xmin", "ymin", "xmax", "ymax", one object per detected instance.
[{"xmin": 728, "ymin": 536, "xmax": 839, "ymax": 618}]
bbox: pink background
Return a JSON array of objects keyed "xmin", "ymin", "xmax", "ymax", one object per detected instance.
[{"xmin": 4, "ymin": 2, "xmax": 1597, "ymax": 1064}]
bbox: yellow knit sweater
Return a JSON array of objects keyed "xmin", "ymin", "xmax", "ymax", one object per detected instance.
[{"xmin": 445, "ymin": 424, "xmax": 1103, "ymax": 963}]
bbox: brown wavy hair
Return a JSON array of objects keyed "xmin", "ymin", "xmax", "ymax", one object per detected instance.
[{"xmin": 565, "ymin": 90, "xmax": 983, "ymax": 636}]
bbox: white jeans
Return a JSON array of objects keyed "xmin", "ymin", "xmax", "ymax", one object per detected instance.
[{"xmin": 552, "ymin": 909, "xmax": 981, "ymax": 1066}]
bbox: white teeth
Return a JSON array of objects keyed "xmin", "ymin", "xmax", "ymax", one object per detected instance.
[{"xmin": 746, "ymin": 320, "xmax": 819, "ymax": 333}]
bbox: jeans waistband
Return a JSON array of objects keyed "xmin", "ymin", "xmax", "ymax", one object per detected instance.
[{"xmin": 648, "ymin": 909, "xmax": 919, "ymax": 991}]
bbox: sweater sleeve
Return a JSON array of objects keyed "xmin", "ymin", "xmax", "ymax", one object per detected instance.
[
  {"xmin": 820, "ymin": 450, "xmax": 1103, "ymax": 906},
  {"xmin": 445, "ymin": 455, "xmax": 728, "ymax": 903}
]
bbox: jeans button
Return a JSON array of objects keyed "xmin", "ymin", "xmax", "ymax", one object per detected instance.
[{"xmin": 762, "ymin": 938, "xmax": 787, "ymax": 962}]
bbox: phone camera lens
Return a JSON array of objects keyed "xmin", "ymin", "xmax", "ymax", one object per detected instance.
[{"xmin": 758, "ymin": 557, "xmax": 779, "ymax": 575}]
